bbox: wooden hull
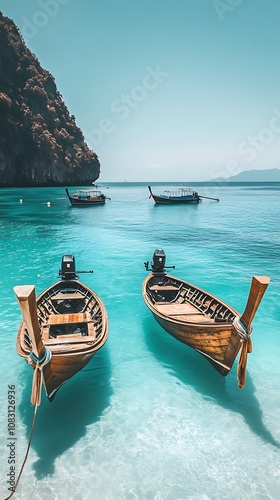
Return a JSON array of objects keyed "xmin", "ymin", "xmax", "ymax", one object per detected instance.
[
  {"xmin": 148, "ymin": 186, "xmax": 201, "ymax": 204},
  {"xmin": 40, "ymin": 351, "xmax": 96, "ymax": 401},
  {"xmin": 16, "ymin": 279, "xmax": 108, "ymax": 401},
  {"xmin": 143, "ymin": 273, "xmax": 241, "ymax": 376},
  {"xmin": 151, "ymin": 195, "xmax": 200, "ymax": 204},
  {"xmin": 68, "ymin": 197, "xmax": 105, "ymax": 206},
  {"xmin": 151, "ymin": 311, "xmax": 241, "ymax": 375}
]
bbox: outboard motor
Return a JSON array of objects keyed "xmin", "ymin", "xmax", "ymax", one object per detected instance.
[
  {"xmin": 151, "ymin": 249, "xmax": 166, "ymax": 273},
  {"xmin": 144, "ymin": 249, "xmax": 175, "ymax": 274},
  {"xmin": 59, "ymin": 255, "xmax": 77, "ymax": 280}
]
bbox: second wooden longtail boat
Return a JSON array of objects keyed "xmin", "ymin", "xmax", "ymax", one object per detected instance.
[
  {"xmin": 143, "ymin": 250, "xmax": 269, "ymax": 388},
  {"xmin": 14, "ymin": 255, "xmax": 108, "ymax": 405},
  {"xmin": 148, "ymin": 186, "xmax": 219, "ymax": 204}
]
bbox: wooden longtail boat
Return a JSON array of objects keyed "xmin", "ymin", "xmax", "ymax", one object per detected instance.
[
  {"xmin": 14, "ymin": 255, "xmax": 108, "ymax": 405},
  {"xmin": 143, "ymin": 250, "xmax": 269, "ymax": 388},
  {"xmin": 65, "ymin": 187, "xmax": 108, "ymax": 205},
  {"xmin": 148, "ymin": 185, "xmax": 201, "ymax": 204},
  {"xmin": 148, "ymin": 186, "xmax": 219, "ymax": 204}
]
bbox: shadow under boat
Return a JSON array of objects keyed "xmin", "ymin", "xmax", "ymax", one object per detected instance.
[
  {"xmin": 143, "ymin": 317, "xmax": 280, "ymax": 449},
  {"xmin": 18, "ymin": 345, "xmax": 113, "ymax": 479}
]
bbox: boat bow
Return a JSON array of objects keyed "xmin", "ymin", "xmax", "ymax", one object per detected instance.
[
  {"xmin": 14, "ymin": 285, "xmax": 52, "ymax": 406},
  {"xmin": 233, "ymin": 276, "xmax": 270, "ymax": 388}
]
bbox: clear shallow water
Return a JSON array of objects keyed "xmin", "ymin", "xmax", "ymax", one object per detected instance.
[{"xmin": 0, "ymin": 183, "xmax": 279, "ymax": 500}]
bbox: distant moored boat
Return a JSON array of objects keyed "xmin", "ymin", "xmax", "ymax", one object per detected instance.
[
  {"xmin": 148, "ymin": 185, "xmax": 201, "ymax": 204},
  {"xmin": 148, "ymin": 185, "xmax": 219, "ymax": 204},
  {"xmin": 65, "ymin": 186, "xmax": 109, "ymax": 206}
]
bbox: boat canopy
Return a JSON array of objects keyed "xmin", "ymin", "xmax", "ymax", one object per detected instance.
[
  {"xmin": 161, "ymin": 188, "xmax": 196, "ymax": 198},
  {"xmin": 73, "ymin": 189, "xmax": 102, "ymax": 198}
]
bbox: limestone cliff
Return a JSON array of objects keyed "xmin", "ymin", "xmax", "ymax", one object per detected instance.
[{"xmin": 0, "ymin": 12, "xmax": 100, "ymax": 187}]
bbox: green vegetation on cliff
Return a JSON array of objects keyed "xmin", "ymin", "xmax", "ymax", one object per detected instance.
[{"xmin": 0, "ymin": 12, "xmax": 100, "ymax": 187}]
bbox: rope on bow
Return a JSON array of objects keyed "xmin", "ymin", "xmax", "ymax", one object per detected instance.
[
  {"xmin": 233, "ymin": 317, "xmax": 253, "ymax": 389},
  {"xmin": 27, "ymin": 348, "xmax": 52, "ymax": 406}
]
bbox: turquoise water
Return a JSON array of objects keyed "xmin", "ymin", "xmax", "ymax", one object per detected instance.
[{"xmin": 0, "ymin": 183, "xmax": 279, "ymax": 500}]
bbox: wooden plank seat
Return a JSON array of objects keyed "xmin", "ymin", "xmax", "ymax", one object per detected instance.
[
  {"xmin": 155, "ymin": 303, "xmax": 198, "ymax": 313},
  {"xmin": 149, "ymin": 285, "xmax": 180, "ymax": 291},
  {"xmin": 42, "ymin": 312, "xmax": 96, "ymax": 340},
  {"xmin": 154, "ymin": 302, "xmax": 215, "ymax": 323},
  {"xmin": 43, "ymin": 333, "xmax": 97, "ymax": 346},
  {"xmin": 47, "ymin": 312, "xmax": 90, "ymax": 324},
  {"xmin": 51, "ymin": 293, "xmax": 84, "ymax": 301}
]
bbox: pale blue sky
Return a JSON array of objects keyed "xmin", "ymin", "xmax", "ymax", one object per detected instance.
[{"xmin": 1, "ymin": 0, "xmax": 280, "ymax": 181}]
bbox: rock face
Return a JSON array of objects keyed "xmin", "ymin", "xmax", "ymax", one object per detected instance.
[{"xmin": 0, "ymin": 12, "xmax": 100, "ymax": 187}]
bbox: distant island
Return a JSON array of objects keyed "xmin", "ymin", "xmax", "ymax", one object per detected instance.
[
  {"xmin": 211, "ymin": 168, "xmax": 280, "ymax": 183},
  {"xmin": 0, "ymin": 12, "xmax": 100, "ymax": 187}
]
